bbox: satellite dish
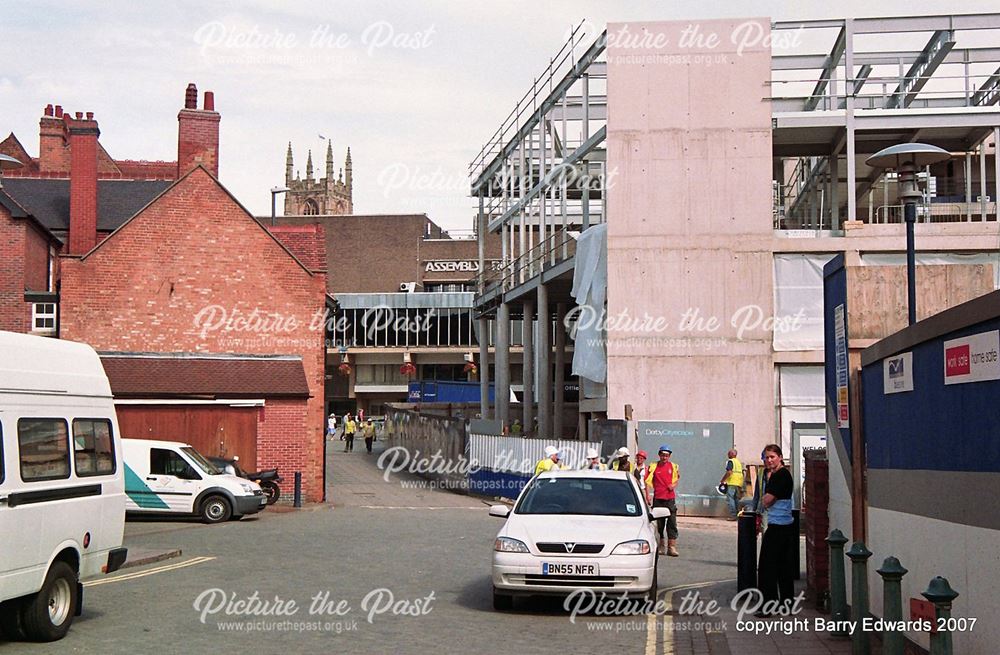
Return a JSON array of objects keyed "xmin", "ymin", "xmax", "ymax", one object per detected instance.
[{"xmin": 0, "ymin": 153, "xmax": 24, "ymax": 170}]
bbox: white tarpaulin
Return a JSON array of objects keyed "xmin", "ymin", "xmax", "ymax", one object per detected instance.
[
  {"xmin": 861, "ymin": 252, "xmax": 1000, "ymax": 289},
  {"xmin": 777, "ymin": 365, "xmax": 825, "ymax": 456},
  {"xmin": 773, "ymin": 254, "xmax": 837, "ymax": 351},
  {"xmin": 570, "ymin": 224, "xmax": 608, "ymax": 390}
]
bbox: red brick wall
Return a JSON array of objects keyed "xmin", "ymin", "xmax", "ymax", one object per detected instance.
[
  {"xmin": 805, "ymin": 453, "xmax": 830, "ymax": 609},
  {"xmin": 67, "ymin": 117, "xmax": 99, "ymax": 255},
  {"xmin": 59, "ymin": 168, "xmax": 327, "ymax": 501},
  {"xmin": 256, "ymin": 399, "xmax": 322, "ymax": 501},
  {"xmin": 0, "ymin": 206, "xmax": 29, "ymax": 332},
  {"xmin": 23, "ymin": 222, "xmax": 51, "ymax": 292}
]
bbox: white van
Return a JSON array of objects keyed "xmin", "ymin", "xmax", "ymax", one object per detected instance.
[
  {"xmin": 0, "ymin": 331, "xmax": 127, "ymax": 642},
  {"xmin": 122, "ymin": 439, "xmax": 266, "ymax": 523}
]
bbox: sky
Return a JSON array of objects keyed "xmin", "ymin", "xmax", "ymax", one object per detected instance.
[{"xmin": 1, "ymin": 0, "xmax": 997, "ymax": 231}]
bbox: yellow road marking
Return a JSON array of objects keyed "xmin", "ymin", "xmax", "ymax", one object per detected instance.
[
  {"xmin": 644, "ymin": 577, "xmax": 738, "ymax": 655},
  {"xmin": 84, "ymin": 556, "xmax": 215, "ymax": 587}
]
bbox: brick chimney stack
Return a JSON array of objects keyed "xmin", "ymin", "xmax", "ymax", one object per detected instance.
[
  {"xmin": 177, "ymin": 83, "xmax": 221, "ymax": 178},
  {"xmin": 66, "ymin": 111, "xmax": 100, "ymax": 255},
  {"xmin": 38, "ymin": 103, "xmax": 71, "ymax": 173}
]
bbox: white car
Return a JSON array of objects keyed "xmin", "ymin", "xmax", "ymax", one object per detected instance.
[{"xmin": 489, "ymin": 469, "xmax": 669, "ymax": 610}]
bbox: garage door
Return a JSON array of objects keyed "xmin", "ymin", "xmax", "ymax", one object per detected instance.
[{"xmin": 116, "ymin": 405, "xmax": 258, "ymax": 472}]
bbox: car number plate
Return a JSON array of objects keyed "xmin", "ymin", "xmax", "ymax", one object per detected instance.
[{"xmin": 542, "ymin": 562, "xmax": 598, "ymax": 576}]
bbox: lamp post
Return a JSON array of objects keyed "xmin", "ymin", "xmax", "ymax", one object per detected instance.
[
  {"xmin": 865, "ymin": 144, "xmax": 951, "ymax": 325},
  {"xmin": 0, "ymin": 153, "xmax": 24, "ymax": 189},
  {"xmin": 270, "ymin": 186, "xmax": 290, "ymax": 227}
]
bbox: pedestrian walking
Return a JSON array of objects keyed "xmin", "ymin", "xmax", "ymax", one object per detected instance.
[
  {"xmin": 719, "ymin": 448, "xmax": 744, "ymax": 520},
  {"xmin": 326, "ymin": 413, "xmax": 338, "ymax": 441},
  {"xmin": 363, "ymin": 419, "xmax": 376, "ymax": 454},
  {"xmin": 343, "ymin": 414, "xmax": 357, "ymax": 453},
  {"xmin": 645, "ymin": 444, "xmax": 681, "ymax": 556}
]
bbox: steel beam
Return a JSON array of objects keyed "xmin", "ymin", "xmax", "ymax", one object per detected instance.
[
  {"xmin": 972, "ymin": 66, "xmax": 1000, "ymax": 106},
  {"xmin": 804, "ymin": 27, "xmax": 846, "ymax": 111},
  {"xmin": 886, "ymin": 30, "xmax": 955, "ymax": 109}
]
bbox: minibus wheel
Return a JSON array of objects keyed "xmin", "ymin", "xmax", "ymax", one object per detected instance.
[
  {"xmin": 21, "ymin": 561, "xmax": 77, "ymax": 642},
  {"xmin": 201, "ymin": 495, "xmax": 233, "ymax": 524}
]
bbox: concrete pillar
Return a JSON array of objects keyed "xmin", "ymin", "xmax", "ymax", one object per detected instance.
[
  {"xmin": 554, "ymin": 303, "xmax": 566, "ymax": 439},
  {"xmin": 578, "ymin": 412, "xmax": 588, "ymax": 443},
  {"xmin": 537, "ymin": 283, "xmax": 552, "ymax": 439},
  {"xmin": 479, "ymin": 317, "xmax": 489, "ymax": 418},
  {"xmin": 496, "ymin": 303, "xmax": 510, "ymax": 428},
  {"xmin": 521, "ymin": 300, "xmax": 534, "ymax": 433}
]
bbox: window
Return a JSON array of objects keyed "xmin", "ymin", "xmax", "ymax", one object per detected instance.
[
  {"xmin": 73, "ymin": 419, "xmax": 116, "ymax": 477},
  {"xmin": 302, "ymin": 198, "xmax": 319, "ymax": 215},
  {"xmin": 32, "ymin": 303, "xmax": 57, "ymax": 334},
  {"xmin": 18, "ymin": 418, "xmax": 70, "ymax": 481},
  {"xmin": 150, "ymin": 448, "xmax": 201, "ymax": 480}
]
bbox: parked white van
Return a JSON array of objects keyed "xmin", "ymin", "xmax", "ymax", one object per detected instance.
[
  {"xmin": 122, "ymin": 439, "xmax": 266, "ymax": 523},
  {"xmin": 0, "ymin": 331, "xmax": 127, "ymax": 642}
]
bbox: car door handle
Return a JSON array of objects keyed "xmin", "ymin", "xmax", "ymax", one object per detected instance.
[
  {"xmin": 0, "ymin": 496, "xmax": 8, "ymax": 506},
  {"xmin": 146, "ymin": 476, "xmax": 158, "ymax": 481}
]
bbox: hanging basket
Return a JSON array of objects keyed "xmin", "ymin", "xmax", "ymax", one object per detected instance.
[
  {"xmin": 463, "ymin": 362, "xmax": 478, "ymax": 375},
  {"xmin": 337, "ymin": 362, "xmax": 352, "ymax": 377},
  {"xmin": 400, "ymin": 362, "xmax": 417, "ymax": 377}
]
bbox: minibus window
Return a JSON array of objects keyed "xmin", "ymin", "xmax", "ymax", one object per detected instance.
[
  {"xmin": 73, "ymin": 419, "xmax": 116, "ymax": 477},
  {"xmin": 18, "ymin": 418, "xmax": 70, "ymax": 481},
  {"xmin": 0, "ymin": 421, "xmax": 4, "ymax": 484},
  {"xmin": 150, "ymin": 448, "xmax": 201, "ymax": 480}
]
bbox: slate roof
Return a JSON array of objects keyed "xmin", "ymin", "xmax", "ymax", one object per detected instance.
[
  {"xmin": 1, "ymin": 178, "xmax": 172, "ymax": 232},
  {"xmin": 100, "ymin": 354, "xmax": 311, "ymax": 398}
]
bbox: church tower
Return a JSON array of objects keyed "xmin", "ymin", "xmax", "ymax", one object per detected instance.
[{"xmin": 284, "ymin": 139, "xmax": 354, "ymax": 215}]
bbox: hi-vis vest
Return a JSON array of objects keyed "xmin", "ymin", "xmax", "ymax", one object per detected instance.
[
  {"xmin": 535, "ymin": 458, "xmax": 558, "ymax": 476},
  {"xmin": 644, "ymin": 461, "xmax": 680, "ymax": 497},
  {"xmin": 727, "ymin": 457, "xmax": 744, "ymax": 488}
]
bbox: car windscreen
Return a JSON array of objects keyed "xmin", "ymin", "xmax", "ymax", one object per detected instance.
[
  {"xmin": 514, "ymin": 477, "xmax": 643, "ymax": 517},
  {"xmin": 182, "ymin": 447, "xmax": 222, "ymax": 475}
]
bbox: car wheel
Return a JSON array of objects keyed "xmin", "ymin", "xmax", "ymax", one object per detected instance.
[
  {"xmin": 20, "ymin": 561, "xmax": 78, "ymax": 642},
  {"xmin": 645, "ymin": 555, "xmax": 659, "ymax": 603},
  {"xmin": 492, "ymin": 587, "xmax": 514, "ymax": 611},
  {"xmin": 200, "ymin": 495, "xmax": 233, "ymax": 524}
]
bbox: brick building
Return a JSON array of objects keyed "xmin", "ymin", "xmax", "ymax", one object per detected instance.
[{"xmin": 0, "ymin": 84, "xmax": 329, "ymax": 502}]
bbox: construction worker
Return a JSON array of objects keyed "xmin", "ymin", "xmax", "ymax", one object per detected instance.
[
  {"xmin": 719, "ymin": 448, "xmax": 744, "ymax": 520},
  {"xmin": 343, "ymin": 414, "xmax": 357, "ymax": 453},
  {"xmin": 610, "ymin": 447, "xmax": 633, "ymax": 472},
  {"xmin": 645, "ymin": 444, "xmax": 681, "ymax": 556},
  {"xmin": 633, "ymin": 450, "xmax": 650, "ymax": 494},
  {"xmin": 534, "ymin": 446, "xmax": 562, "ymax": 476},
  {"xmin": 581, "ymin": 447, "xmax": 607, "ymax": 470}
]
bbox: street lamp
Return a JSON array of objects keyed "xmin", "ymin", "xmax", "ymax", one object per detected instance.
[
  {"xmin": 0, "ymin": 153, "xmax": 24, "ymax": 189},
  {"xmin": 865, "ymin": 144, "xmax": 951, "ymax": 326},
  {"xmin": 270, "ymin": 186, "xmax": 290, "ymax": 227}
]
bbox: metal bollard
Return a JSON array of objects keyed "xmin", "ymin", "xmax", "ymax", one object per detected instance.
[
  {"xmin": 293, "ymin": 471, "xmax": 302, "ymax": 508},
  {"xmin": 737, "ymin": 510, "xmax": 758, "ymax": 592},
  {"xmin": 827, "ymin": 529, "xmax": 849, "ymax": 636},
  {"xmin": 846, "ymin": 541, "xmax": 873, "ymax": 655},
  {"xmin": 876, "ymin": 557, "xmax": 908, "ymax": 655},
  {"xmin": 922, "ymin": 577, "xmax": 959, "ymax": 655}
]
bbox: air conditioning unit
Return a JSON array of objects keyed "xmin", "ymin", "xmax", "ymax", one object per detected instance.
[{"xmin": 400, "ymin": 282, "xmax": 418, "ymax": 293}]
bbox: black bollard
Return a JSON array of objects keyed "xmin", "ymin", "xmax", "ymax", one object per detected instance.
[
  {"xmin": 737, "ymin": 510, "xmax": 758, "ymax": 592},
  {"xmin": 293, "ymin": 471, "xmax": 302, "ymax": 508}
]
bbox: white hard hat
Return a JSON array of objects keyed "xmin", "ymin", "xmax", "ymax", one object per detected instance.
[
  {"xmin": 544, "ymin": 446, "xmax": 559, "ymax": 457},
  {"xmin": 586, "ymin": 448, "xmax": 599, "ymax": 459},
  {"xmin": 615, "ymin": 447, "xmax": 630, "ymax": 458}
]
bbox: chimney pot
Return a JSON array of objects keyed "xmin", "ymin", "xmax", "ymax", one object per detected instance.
[
  {"xmin": 75, "ymin": 112, "xmax": 83, "ymax": 120},
  {"xmin": 86, "ymin": 111, "xmax": 94, "ymax": 120},
  {"xmin": 204, "ymin": 91, "xmax": 215, "ymax": 111},
  {"xmin": 44, "ymin": 104, "xmax": 54, "ymax": 116},
  {"xmin": 55, "ymin": 105, "xmax": 63, "ymax": 118},
  {"xmin": 185, "ymin": 83, "xmax": 198, "ymax": 109}
]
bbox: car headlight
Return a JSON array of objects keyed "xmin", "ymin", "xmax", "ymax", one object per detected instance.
[
  {"xmin": 611, "ymin": 539, "xmax": 651, "ymax": 555},
  {"xmin": 494, "ymin": 537, "xmax": 529, "ymax": 553},
  {"xmin": 239, "ymin": 482, "xmax": 257, "ymax": 493}
]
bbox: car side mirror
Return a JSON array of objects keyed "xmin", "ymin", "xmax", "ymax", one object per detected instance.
[
  {"xmin": 650, "ymin": 507, "xmax": 671, "ymax": 521},
  {"xmin": 489, "ymin": 505, "xmax": 511, "ymax": 518}
]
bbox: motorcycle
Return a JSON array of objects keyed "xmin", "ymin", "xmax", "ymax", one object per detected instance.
[{"xmin": 207, "ymin": 456, "xmax": 283, "ymax": 505}]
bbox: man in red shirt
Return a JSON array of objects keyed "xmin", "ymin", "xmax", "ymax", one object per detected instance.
[{"xmin": 644, "ymin": 444, "xmax": 681, "ymax": 556}]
